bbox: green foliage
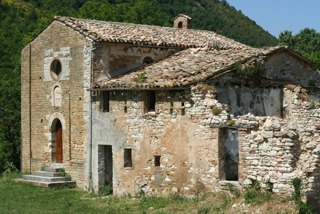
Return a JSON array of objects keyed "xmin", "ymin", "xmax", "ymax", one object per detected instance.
[
  {"xmin": 57, "ymin": 168, "xmax": 70, "ymax": 177},
  {"xmin": 197, "ymin": 206, "xmax": 210, "ymax": 214},
  {"xmin": 279, "ymin": 28, "xmax": 320, "ymax": 70},
  {"xmin": 291, "ymin": 177, "xmax": 312, "ymax": 214},
  {"xmin": 134, "ymin": 71, "xmax": 148, "ymax": 83},
  {"xmin": 99, "ymin": 184, "xmax": 113, "ymax": 196},
  {"xmin": 227, "ymin": 119, "xmax": 236, "ymax": 126},
  {"xmin": 244, "ymin": 181, "xmax": 271, "ymax": 204},
  {"xmin": 212, "ymin": 107, "xmax": 222, "ymax": 115},
  {"xmin": 0, "ymin": 177, "xmax": 301, "ymax": 213},
  {"xmin": 234, "ymin": 60, "xmax": 264, "ymax": 79},
  {"xmin": 309, "ymin": 101, "xmax": 316, "ymax": 109}
]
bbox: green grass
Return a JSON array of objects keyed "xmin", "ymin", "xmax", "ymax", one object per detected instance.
[{"xmin": 0, "ymin": 174, "xmax": 299, "ymax": 214}]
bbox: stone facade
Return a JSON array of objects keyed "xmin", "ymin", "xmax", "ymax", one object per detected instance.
[
  {"xmin": 21, "ymin": 16, "xmax": 320, "ymax": 210},
  {"xmin": 21, "ymin": 21, "xmax": 91, "ymax": 188}
]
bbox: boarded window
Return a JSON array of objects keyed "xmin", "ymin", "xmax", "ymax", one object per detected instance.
[
  {"xmin": 145, "ymin": 91, "xmax": 156, "ymax": 112},
  {"xmin": 101, "ymin": 91, "xmax": 110, "ymax": 112},
  {"xmin": 124, "ymin": 148, "xmax": 132, "ymax": 167},
  {"xmin": 219, "ymin": 128, "xmax": 239, "ymax": 181}
]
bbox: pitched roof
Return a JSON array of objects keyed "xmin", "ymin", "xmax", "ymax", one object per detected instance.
[
  {"xmin": 54, "ymin": 16, "xmax": 248, "ymax": 49},
  {"xmin": 95, "ymin": 46, "xmax": 291, "ymax": 89}
]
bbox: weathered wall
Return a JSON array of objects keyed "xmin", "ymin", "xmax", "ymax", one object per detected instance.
[
  {"xmin": 264, "ymin": 51, "xmax": 320, "ymax": 87},
  {"xmin": 91, "ymin": 89, "xmax": 221, "ymax": 195},
  {"xmin": 92, "ymin": 45, "xmax": 177, "ymax": 81},
  {"xmin": 90, "ymin": 82, "xmax": 320, "ymax": 210},
  {"xmin": 21, "ymin": 21, "xmax": 91, "ymax": 188}
]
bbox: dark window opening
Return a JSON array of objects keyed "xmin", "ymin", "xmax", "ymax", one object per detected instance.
[
  {"xmin": 124, "ymin": 148, "xmax": 132, "ymax": 167},
  {"xmin": 101, "ymin": 91, "xmax": 110, "ymax": 112},
  {"xmin": 124, "ymin": 100, "xmax": 127, "ymax": 113},
  {"xmin": 178, "ymin": 21, "xmax": 183, "ymax": 28},
  {"xmin": 146, "ymin": 91, "xmax": 156, "ymax": 112},
  {"xmin": 219, "ymin": 128, "xmax": 239, "ymax": 181},
  {"xmin": 143, "ymin": 57, "xmax": 154, "ymax": 65},
  {"xmin": 181, "ymin": 101, "xmax": 185, "ymax": 115},
  {"xmin": 50, "ymin": 59, "xmax": 62, "ymax": 79},
  {"xmin": 154, "ymin": 155, "xmax": 161, "ymax": 167},
  {"xmin": 170, "ymin": 101, "xmax": 173, "ymax": 114}
]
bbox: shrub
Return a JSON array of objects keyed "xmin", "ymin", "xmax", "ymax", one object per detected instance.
[
  {"xmin": 291, "ymin": 177, "xmax": 312, "ymax": 214},
  {"xmin": 134, "ymin": 72, "xmax": 147, "ymax": 83},
  {"xmin": 227, "ymin": 119, "xmax": 236, "ymax": 126},
  {"xmin": 244, "ymin": 181, "xmax": 271, "ymax": 204},
  {"xmin": 212, "ymin": 107, "xmax": 222, "ymax": 115},
  {"xmin": 197, "ymin": 206, "xmax": 210, "ymax": 214},
  {"xmin": 99, "ymin": 184, "xmax": 113, "ymax": 196}
]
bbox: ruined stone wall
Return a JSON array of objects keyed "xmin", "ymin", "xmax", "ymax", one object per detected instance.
[
  {"xmin": 92, "ymin": 45, "xmax": 177, "ymax": 81},
  {"xmin": 91, "ymin": 89, "xmax": 221, "ymax": 196},
  {"xmin": 91, "ymin": 82, "xmax": 320, "ymax": 204},
  {"xmin": 21, "ymin": 21, "xmax": 91, "ymax": 188}
]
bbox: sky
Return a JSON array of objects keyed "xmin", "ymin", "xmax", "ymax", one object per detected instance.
[{"xmin": 226, "ymin": 0, "xmax": 320, "ymax": 38}]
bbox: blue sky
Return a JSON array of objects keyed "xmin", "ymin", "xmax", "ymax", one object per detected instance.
[{"xmin": 227, "ymin": 0, "xmax": 320, "ymax": 37}]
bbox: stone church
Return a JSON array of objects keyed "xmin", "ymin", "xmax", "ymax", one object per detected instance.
[{"xmin": 21, "ymin": 14, "xmax": 320, "ymax": 208}]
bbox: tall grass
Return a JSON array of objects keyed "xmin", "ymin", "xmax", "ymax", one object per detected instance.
[{"xmin": 0, "ymin": 174, "xmax": 299, "ymax": 214}]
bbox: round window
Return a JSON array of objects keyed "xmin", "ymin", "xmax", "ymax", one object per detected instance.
[{"xmin": 50, "ymin": 59, "xmax": 62, "ymax": 80}]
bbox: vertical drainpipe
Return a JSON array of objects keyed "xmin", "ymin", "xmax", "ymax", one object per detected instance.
[
  {"xmin": 88, "ymin": 43, "xmax": 96, "ymax": 192},
  {"xmin": 29, "ymin": 44, "xmax": 32, "ymax": 172}
]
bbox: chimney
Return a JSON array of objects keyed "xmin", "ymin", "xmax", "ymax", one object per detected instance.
[{"xmin": 173, "ymin": 14, "xmax": 192, "ymax": 29}]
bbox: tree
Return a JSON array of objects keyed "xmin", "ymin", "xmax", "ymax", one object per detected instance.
[{"xmin": 279, "ymin": 28, "xmax": 320, "ymax": 70}]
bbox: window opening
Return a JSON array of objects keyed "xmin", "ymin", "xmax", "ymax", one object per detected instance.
[
  {"xmin": 124, "ymin": 148, "xmax": 132, "ymax": 167},
  {"xmin": 101, "ymin": 91, "xmax": 110, "ymax": 112},
  {"xmin": 170, "ymin": 101, "xmax": 173, "ymax": 115},
  {"xmin": 219, "ymin": 128, "xmax": 239, "ymax": 181},
  {"xmin": 154, "ymin": 155, "xmax": 161, "ymax": 167},
  {"xmin": 143, "ymin": 57, "xmax": 154, "ymax": 65},
  {"xmin": 178, "ymin": 22, "xmax": 183, "ymax": 28},
  {"xmin": 181, "ymin": 101, "xmax": 185, "ymax": 115},
  {"xmin": 145, "ymin": 91, "xmax": 156, "ymax": 112},
  {"xmin": 50, "ymin": 59, "xmax": 62, "ymax": 80},
  {"xmin": 124, "ymin": 99, "xmax": 127, "ymax": 113}
]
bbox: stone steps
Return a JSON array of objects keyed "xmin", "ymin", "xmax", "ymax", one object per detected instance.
[{"xmin": 15, "ymin": 165, "xmax": 76, "ymax": 188}]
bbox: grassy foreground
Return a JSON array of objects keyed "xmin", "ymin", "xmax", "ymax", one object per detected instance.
[{"xmin": 0, "ymin": 173, "xmax": 299, "ymax": 214}]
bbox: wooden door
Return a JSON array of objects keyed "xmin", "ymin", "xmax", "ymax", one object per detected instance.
[{"xmin": 55, "ymin": 121, "xmax": 63, "ymax": 163}]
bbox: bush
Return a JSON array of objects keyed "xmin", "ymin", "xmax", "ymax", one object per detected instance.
[
  {"xmin": 212, "ymin": 107, "xmax": 222, "ymax": 115},
  {"xmin": 291, "ymin": 178, "xmax": 312, "ymax": 214},
  {"xmin": 244, "ymin": 181, "xmax": 271, "ymax": 204}
]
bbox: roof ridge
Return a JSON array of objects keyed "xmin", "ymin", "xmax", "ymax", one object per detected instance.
[{"xmin": 54, "ymin": 16, "xmax": 249, "ymax": 49}]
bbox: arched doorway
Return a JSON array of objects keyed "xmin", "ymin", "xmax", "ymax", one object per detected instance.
[{"xmin": 52, "ymin": 119, "xmax": 63, "ymax": 163}]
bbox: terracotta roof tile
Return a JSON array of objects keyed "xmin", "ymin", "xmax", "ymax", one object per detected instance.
[
  {"xmin": 55, "ymin": 16, "xmax": 248, "ymax": 49},
  {"xmin": 95, "ymin": 46, "xmax": 286, "ymax": 89}
]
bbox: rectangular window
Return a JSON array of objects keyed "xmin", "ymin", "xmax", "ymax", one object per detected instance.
[
  {"xmin": 101, "ymin": 91, "xmax": 110, "ymax": 112},
  {"xmin": 124, "ymin": 99, "xmax": 127, "ymax": 113},
  {"xmin": 219, "ymin": 128, "xmax": 239, "ymax": 181},
  {"xmin": 145, "ymin": 91, "xmax": 156, "ymax": 112},
  {"xmin": 181, "ymin": 101, "xmax": 185, "ymax": 115},
  {"xmin": 154, "ymin": 155, "xmax": 161, "ymax": 167},
  {"xmin": 124, "ymin": 148, "xmax": 132, "ymax": 168}
]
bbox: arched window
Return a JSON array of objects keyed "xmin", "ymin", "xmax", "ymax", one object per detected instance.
[
  {"xmin": 178, "ymin": 21, "xmax": 183, "ymax": 28},
  {"xmin": 53, "ymin": 86, "xmax": 62, "ymax": 107},
  {"xmin": 143, "ymin": 57, "xmax": 154, "ymax": 65},
  {"xmin": 51, "ymin": 59, "xmax": 62, "ymax": 80}
]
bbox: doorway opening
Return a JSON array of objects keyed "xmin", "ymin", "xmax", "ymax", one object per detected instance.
[
  {"xmin": 98, "ymin": 145, "xmax": 113, "ymax": 194},
  {"xmin": 219, "ymin": 128, "xmax": 239, "ymax": 181},
  {"xmin": 52, "ymin": 119, "xmax": 63, "ymax": 163}
]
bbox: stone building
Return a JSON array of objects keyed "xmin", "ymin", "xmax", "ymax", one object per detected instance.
[{"xmin": 21, "ymin": 15, "xmax": 320, "ymax": 208}]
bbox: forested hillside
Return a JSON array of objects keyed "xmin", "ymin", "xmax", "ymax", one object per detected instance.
[{"xmin": 0, "ymin": 0, "xmax": 279, "ymax": 174}]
